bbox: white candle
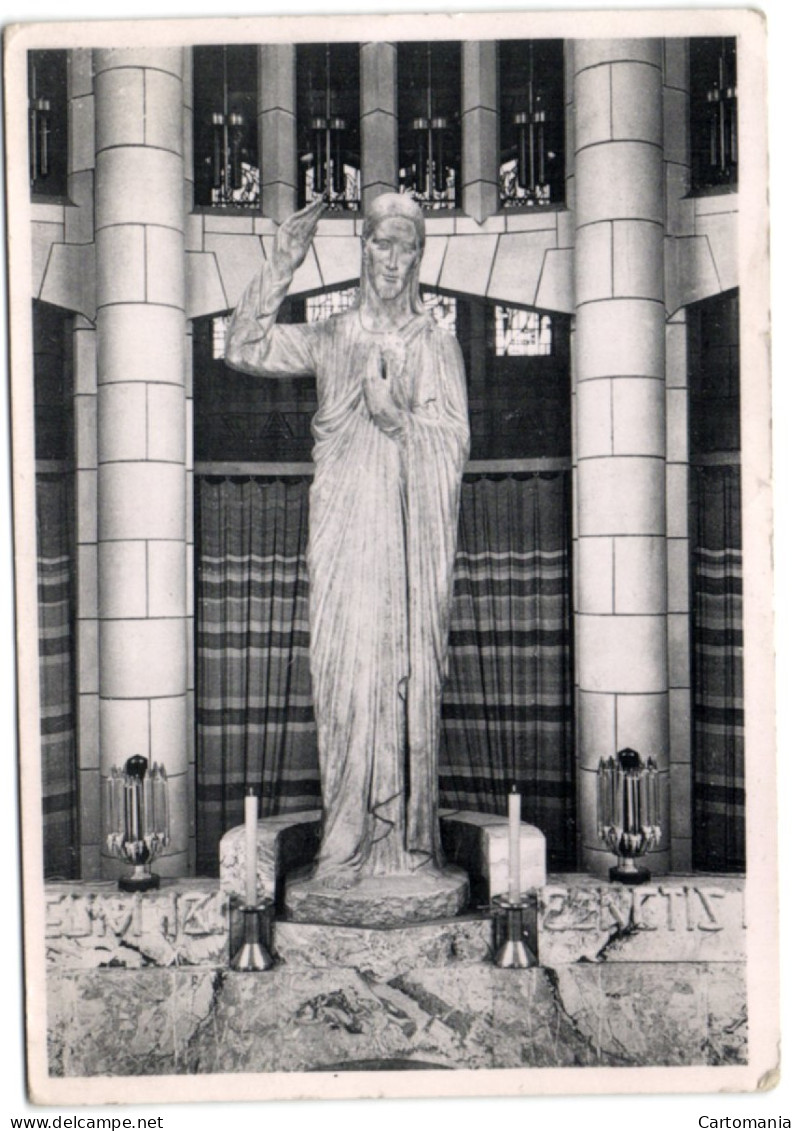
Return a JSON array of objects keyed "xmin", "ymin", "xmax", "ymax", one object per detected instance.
[
  {"xmin": 508, "ymin": 785, "xmax": 521, "ymax": 902},
  {"xmin": 245, "ymin": 790, "xmax": 258, "ymax": 907}
]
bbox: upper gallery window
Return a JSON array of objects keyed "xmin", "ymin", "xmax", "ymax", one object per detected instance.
[
  {"xmin": 306, "ymin": 287, "xmax": 456, "ymax": 333},
  {"xmin": 498, "ymin": 40, "xmax": 565, "ymax": 209},
  {"xmin": 690, "ymin": 38, "xmax": 737, "ymax": 192},
  {"xmin": 296, "ymin": 43, "xmax": 361, "ymax": 211},
  {"xmin": 193, "ymin": 45, "xmax": 260, "ymax": 209},
  {"xmin": 494, "ymin": 306, "xmax": 552, "ymax": 356},
  {"xmin": 28, "ymin": 50, "xmax": 68, "ymax": 200},
  {"xmin": 397, "ymin": 42, "xmax": 461, "ymax": 211}
]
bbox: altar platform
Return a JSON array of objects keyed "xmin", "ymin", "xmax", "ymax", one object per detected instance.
[{"xmin": 44, "ymin": 872, "xmax": 746, "ymax": 1076}]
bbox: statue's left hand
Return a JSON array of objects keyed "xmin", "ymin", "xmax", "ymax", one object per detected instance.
[{"xmin": 363, "ymin": 374, "xmax": 405, "ymax": 437}]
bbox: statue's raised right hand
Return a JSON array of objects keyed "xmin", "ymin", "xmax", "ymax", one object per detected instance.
[{"xmin": 273, "ymin": 198, "xmax": 327, "ymax": 275}]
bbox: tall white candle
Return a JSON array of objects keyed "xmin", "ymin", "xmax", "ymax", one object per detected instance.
[
  {"xmin": 508, "ymin": 784, "xmax": 521, "ymax": 902},
  {"xmin": 245, "ymin": 790, "xmax": 258, "ymax": 907}
]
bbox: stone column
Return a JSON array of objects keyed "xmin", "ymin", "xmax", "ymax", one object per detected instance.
[
  {"xmin": 573, "ymin": 40, "xmax": 670, "ymax": 876},
  {"xmin": 461, "ymin": 42, "xmax": 498, "ymax": 224},
  {"xmin": 66, "ymin": 50, "xmax": 101, "ymax": 877},
  {"xmin": 259, "ymin": 44, "xmax": 296, "ymax": 222},
  {"xmin": 181, "ymin": 47, "xmax": 197, "ymax": 872},
  {"xmin": 73, "ymin": 315, "xmax": 100, "ymax": 878},
  {"xmin": 663, "ymin": 39, "xmax": 693, "ymax": 871},
  {"xmin": 94, "ymin": 48, "xmax": 188, "ymax": 878},
  {"xmin": 360, "ymin": 42, "xmax": 397, "ymax": 207}
]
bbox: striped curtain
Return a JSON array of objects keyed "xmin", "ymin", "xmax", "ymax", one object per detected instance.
[
  {"xmin": 691, "ymin": 464, "xmax": 744, "ymax": 871},
  {"xmin": 36, "ymin": 473, "xmax": 78, "ymax": 879},
  {"xmin": 195, "ymin": 471, "xmax": 575, "ymax": 873},
  {"xmin": 440, "ymin": 473, "xmax": 575, "ymax": 869},
  {"xmin": 195, "ymin": 477, "xmax": 320, "ymax": 874}
]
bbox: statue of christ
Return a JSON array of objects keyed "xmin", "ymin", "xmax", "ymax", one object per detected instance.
[{"xmin": 226, "ymin": 194, "xmax": 470, "ymax": 917}]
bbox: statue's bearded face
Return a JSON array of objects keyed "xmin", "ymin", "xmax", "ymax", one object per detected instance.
[{"xmin": 363, "ymin": 217, "xmax": 420, "ymax": 302}]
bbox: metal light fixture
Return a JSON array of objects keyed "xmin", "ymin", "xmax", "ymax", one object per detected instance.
[
  {"xmin": 597, "ymin": 747, "xmax": 661, "ymax": 885},
  {"xmin": 105, "ymin": 756, "xmax": 170, "ymax": 892}
]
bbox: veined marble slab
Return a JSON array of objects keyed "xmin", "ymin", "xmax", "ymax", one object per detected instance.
[
  {"xmin": 47, "ymin": 959, "xmax": 746, "ymax": 1076},
  {"xmin": 274, "ymin": 916, "xmax": 493, "ymax": 980}
]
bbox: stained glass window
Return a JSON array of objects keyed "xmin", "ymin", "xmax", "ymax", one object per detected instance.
[
  {"xmin": 193, "ymin": 46, "xmax": 260, "ymax": 209},
  {"xmin": 306, "ymin": 287, "xmax": 359, "ymax": 322},
  {"xmin": 397, "ymin": 43, "xmax": 461, "ymax": 211},
  {"xmin": 211, "ymin": 315, "xmax": 231, "ymax": 360},
  {"xmin": 690, "ymin": 38, "xmax": 737, "ymax": 191},
  {"xmin": 498, "ymin": 41, "xmax": 565, "ymax": 209},
  {"xmin": 421, "ymin": 290, "xmax": 457, "ymax": 336},
  {"xmin": 297, "ymin": 44, "xmax": 361, "ymax": 211},
  {"xmin": 494, "ymin": 307, "xmax": 552, "ymax": 356},
  {"xmin": 28, "ymin": 50, "xmax": 68, "ymax": 199}
]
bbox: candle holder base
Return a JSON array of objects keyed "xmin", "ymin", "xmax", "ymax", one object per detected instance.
[
  {"xmin": 118, "ymin": 866, "xmax": 160, "ymax": 893},
  {"xmin": 609, "ymin": 862, "xmax": 651, "ymax": 886},
  {"xmin": 230, "ymin": 900, "xmax": 275, "ymax": 972},
  {"xmin": 492, "ymin": 896, "xmax": 537, "ymax": 969}
]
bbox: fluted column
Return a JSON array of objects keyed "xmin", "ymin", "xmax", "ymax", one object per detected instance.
[
  {"xmin": 94, "ymin": 48, "xmax": 188, "ymax": 877},
  {"xmin": 573, "ymin": 39, "xmax": 670, "ymax": 875},
  {"xmin": 461, "ymin": 41, "xmax": 498, "ymax": 223},
  {"xmin": 360, "ymin": 42, "xmax": 397, "ymax": 207},
  {"xmin": 259, "ymin": 44, "xmax": 297, "ymax": 222}
]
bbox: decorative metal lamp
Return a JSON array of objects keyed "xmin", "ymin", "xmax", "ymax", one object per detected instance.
[
  {"xmin": 105, "ymin": 756, "xmax": 169, "ymax": 892},
  {"xmin": 597, "ymin": 748, "xmax": 661, "ymax": 885}
]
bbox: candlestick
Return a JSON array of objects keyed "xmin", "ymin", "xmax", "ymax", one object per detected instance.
[
  {"xmin": 492, "ymin": 894, "xmax": 537, "ymax": 969},
  {"xmin": 245, "ymin": 789, "xmax": 258, "ymax": 907},
  {"xmin": 508, "ymin": 784, "xmax": 521, "ymax": 902}
]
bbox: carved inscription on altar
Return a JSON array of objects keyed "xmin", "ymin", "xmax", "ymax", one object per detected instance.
[
  {"xmin": 44, "ymin": 886, "xmax": 229, "ymax": 969},
  {"xmin": 537, "ymin": 881, "xmax": 746, "ymax": 965}
]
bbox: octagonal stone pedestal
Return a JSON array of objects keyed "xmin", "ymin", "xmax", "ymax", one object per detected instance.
[{"xmin": 284, "ymin": 865, "xmax": 469, "ymax": 927}]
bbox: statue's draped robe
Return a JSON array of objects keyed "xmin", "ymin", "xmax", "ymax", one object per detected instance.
[{"xmin": 226, "ymin": 261, "xmax": 469, "ymax": 886}]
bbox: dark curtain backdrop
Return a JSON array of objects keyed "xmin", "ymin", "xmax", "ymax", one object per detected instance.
[
  {"xmin": 36, "ymin": 473, "xmax": 78, "ymax": 879},
  {"xmin": 440, "ymin": 473, "xmax": 575, "ymax": 867},
  {"xmin": 690, "ymin": 464, "xmax": 744, "ymax": 871},
  {"xmin": 195, "ymin": 471, "xmax": 575, "ymax": 873},
  {"xmin": 195, "ymin": 477, "xmax": 319, "ymax": 875}
]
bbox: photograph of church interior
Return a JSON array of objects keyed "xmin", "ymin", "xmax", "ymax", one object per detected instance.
[{"xmin": 27, "ymin": 32, "xmax": 747, "ymax": 1078}]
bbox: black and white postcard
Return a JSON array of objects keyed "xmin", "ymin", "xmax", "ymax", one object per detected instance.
[{"xmin": 3, "ymin": 5, "xmax": 779, "ymax": 1110}]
